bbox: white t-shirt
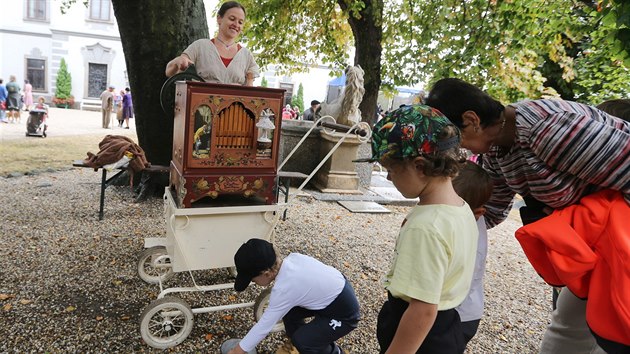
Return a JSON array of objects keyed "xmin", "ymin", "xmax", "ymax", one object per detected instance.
[
  {"xmin": 239, "ymin": 253, "xmax": 345, "ymax": 352},
  {"xmin": 183, "ymin": 39, "xmax": 259, "ymax": 85},
  {"xmin": 455, "ymin": 216, "xmax": 488, "ymax": 321},
  {"xmin": 384, "ymin": 203, "xmax": 478, "ymax": 310}
]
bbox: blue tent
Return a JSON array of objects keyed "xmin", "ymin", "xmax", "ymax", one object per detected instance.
[{"xmin": 328, "ymin": 72, "xmax": 346, "ymax": 87}]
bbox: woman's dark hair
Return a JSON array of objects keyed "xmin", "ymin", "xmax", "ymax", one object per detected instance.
[
  {"xmin": 125, "ymin": 87, "xmax": 130, "ymax": 92},
  {"xmin": 596, "ymin": 99, "xmax": 630, "ymax": 122},
  {"xmin": 425, "ymin": 78, "xmax": 504, "ymax": 128},
  {"xmin": 218, "ymin": 1, "xmax": 246, "ymax": 17}
]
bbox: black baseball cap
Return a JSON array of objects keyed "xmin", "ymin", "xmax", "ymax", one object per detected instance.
[{"xmin": 233, "ymin": 239, "xmax": 277, "ymax": 292}]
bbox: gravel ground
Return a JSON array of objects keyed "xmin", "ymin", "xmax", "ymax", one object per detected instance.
[{"xmin": 0, "ymin": 169, "xmax": 551, "ymax": 353}]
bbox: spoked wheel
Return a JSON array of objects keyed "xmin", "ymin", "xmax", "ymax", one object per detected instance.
[
  {"xmin": 140, "ymin": 297, "xmax": 194, "ymax": 349},
  {"xmin": 138, "ymin": 246, "xmax": 174, "ymax": 284},
  {"xmin": 253, "ymin": 287, "xmax": 284, "ymax": 332}
]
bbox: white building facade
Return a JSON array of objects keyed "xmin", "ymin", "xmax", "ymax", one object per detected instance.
[
  {"xmin": 0, "ymin": 0, "xmax": 333, "ymax": 111},
  {"xmin": 0, "ymin": 0, "xmax": 128, "ymax": 108}
]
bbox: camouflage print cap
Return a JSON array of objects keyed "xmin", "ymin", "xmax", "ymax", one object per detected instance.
[{"xmin": 354, "ymin": 104, "xmax": 460, "ymax": 163}]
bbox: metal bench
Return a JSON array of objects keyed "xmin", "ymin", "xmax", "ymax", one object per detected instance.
[{"xmin": 72, "ymin": 160, "xmax": 169, "ymax": 220}]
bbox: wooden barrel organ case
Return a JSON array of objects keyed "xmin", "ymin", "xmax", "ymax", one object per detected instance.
[{"xmin": 170, "ymin": 81, "xmax": 285, "ymax": 208}]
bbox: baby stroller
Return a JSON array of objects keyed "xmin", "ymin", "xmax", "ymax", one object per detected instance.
[{"xmin": 25, "ymin": 108, "xmax": 48, "ymax": 138}]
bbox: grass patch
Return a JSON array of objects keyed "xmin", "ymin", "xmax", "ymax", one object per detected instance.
[{"xmin": 1, "ymin": 134, "xmax": 137, "ymax": 176}]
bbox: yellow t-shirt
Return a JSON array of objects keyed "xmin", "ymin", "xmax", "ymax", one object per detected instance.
[{"xmin": 384, "ymin": 203, "xmax": 478, "ymax": 310}]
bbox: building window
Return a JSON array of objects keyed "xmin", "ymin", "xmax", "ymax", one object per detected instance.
[
  {"xmin": 89, "ymin": 0, "xmax": 111, "ymax": 21},
  {"xmin": 26, "ymin": 58, "xmax": 47, "ymax": 91},
  {"xmin": 26, "ymin": 0, "xmax": 47, "ymax": 21}
]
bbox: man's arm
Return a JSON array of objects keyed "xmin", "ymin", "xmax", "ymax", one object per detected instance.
[{"xmin": 385, "ymin": 299, "xmax": 437, "ymax": 354}]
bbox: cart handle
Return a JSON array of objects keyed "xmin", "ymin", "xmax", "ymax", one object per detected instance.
[{"xmin": 318, "ymin": 121, "xmax": 369, "ymax": 137}]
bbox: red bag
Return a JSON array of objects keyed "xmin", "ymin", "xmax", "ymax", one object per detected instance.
[{"xmin": 0, "ymin": 101, "xmax": 6, "ymax": 110}]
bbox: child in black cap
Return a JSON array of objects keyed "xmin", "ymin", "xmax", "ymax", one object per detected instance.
[
  {"xmin": 355, "ymin": 105, "xmax": 478, "ymax": 354},
  {"xmin": 226, "ymin": 238, "xmax": 360, "ymax": 354}
]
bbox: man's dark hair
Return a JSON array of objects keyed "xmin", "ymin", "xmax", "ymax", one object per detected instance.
[
  {"xmin": 218, "ymin": 1, "xmax": 246, "ymax": 17},
  {"xmin": 311, "ymin": 100, "xmax": 320, "ymax": 107},
  {"xmin": 426, "ymin": 78, "xmax": 505, "ymax": 128}
]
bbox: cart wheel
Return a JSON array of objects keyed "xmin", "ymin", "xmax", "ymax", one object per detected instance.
[
  {"xmin": 138, "ymin": 246, "xmax": 174, "ymax": 284},
  {"xmin": 140, "ymin": 297, "xmax": 194, "ymax": 349},
  {"xmin": 253, "ymin": 288, "xmax": 284, "ymax": 332},
  {"xmin": 227, "ymin": 266, "xmax": 238, "ymax": 278}
]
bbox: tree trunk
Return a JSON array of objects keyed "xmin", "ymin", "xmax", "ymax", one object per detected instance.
[
  {"xmin": 111, "ymin": 0, "xmax": 208, "ymax": 166},
  {"xmin": 339, "ymin": 0, "xmax": 383, "ymax": 126}
]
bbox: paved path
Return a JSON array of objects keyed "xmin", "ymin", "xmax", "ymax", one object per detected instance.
[{"xmin": 0, "ymin": 107, "xmax": 137, "ymax": 141}]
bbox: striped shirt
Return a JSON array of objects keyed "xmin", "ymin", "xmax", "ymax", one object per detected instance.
[{"xmin": 483, "ymin": 99, "xmax": 630, "ymax": 228}]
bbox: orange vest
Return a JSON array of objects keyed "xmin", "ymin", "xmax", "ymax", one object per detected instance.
[{"xmin": 515, "ymin": 189, "xmax": 630, "ymax": 347}]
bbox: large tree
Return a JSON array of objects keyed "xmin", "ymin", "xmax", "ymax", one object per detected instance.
[{"xmin": 110, "ymin": 0, "xmax": 208, "ymax": 165}]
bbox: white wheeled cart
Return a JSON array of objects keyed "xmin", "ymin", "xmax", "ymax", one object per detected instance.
[
  {"xmin": 138, "ymin": 190, "xmax": 284, "ymax": 349},
  {"xmin": 137, "ymin": 117, "xmax": 371, "ymax": 349}
]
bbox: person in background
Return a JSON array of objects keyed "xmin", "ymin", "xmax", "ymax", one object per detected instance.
[
  {"xmin": 99, "ymin": 85, "xmax": 115, "ymax": 129},
  {"xmin": 302, "ymin": 100, "xmax": 320, "ymax": 121},
  {"xmin": 34, "ymin": 96, "xmax": 49, "ymax": 113},
  {"xmin": 355, "ymin": 105, "xmax": 478, "ymax": 354},
  {"xmin": 227, "ymin": 238, "xmax": 360, "ymax": 354},
  {"xmin": 115, "ymin": 90, "xmax": 124, "ymax": 127},
  {"xmin": 292, "ymin": 105, "xmax": 300, "ymax": 119},
  {"xmin": 23, "ymin": 79, "xmax": 33, "ymax": 111},
  {"xmin": 122, "ymin": 87, "xmax": 133, "ymax": 129},
  {"xmin": 6, "ymin": 75, "xmax": 21, "ymax": 124},
  {"xmin": 165, "ymin": 1, "xmax": 259, "ymax": 86},
  {"xmin": 282, "ymin": 104, "xmax": 293, "ymax": 120},
  {"xmin": 425, "ymin": 77, "xmax": 630, "ymax": 354},
  {"xmin": 0, "ymin": 79, "xmax": 7, "ymax": 123},
  {"xmin": 452, "ymin": 161, "xmax": 493, "ymax": 347}
]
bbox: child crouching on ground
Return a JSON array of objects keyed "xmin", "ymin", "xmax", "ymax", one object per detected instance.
[
  {"xmin": 452, "ymin": 161, "xmax": 493, "ymax": 346},
  {"xmin": 356, "ymin": 105, "xmax": 478, "ymax": 354},
  {"xmin": 227, "ymin": 238, "xmax": 360, "ymax": 354}
]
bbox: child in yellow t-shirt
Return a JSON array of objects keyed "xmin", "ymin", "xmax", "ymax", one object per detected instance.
[{"xmin": 355, "ymin": 105, "xmax": 478, "ymax": 354}]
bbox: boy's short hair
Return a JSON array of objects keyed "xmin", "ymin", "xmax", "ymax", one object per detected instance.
[
  {"xmin": 452, "ymin": 161, "xmax": 493, "ymax": 209},
  {"xmin": 355, "ymin": 104, "xmax": 465, "ymax": 177}
]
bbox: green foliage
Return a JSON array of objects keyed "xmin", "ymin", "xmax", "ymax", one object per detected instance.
[
  {"xmin": 261, "ymin": 77, "xmax": 269, "ymax": 87},
  {"xmin": 55, "ymin": 58, "xmax": 73, "ymax": 100},
  {"xmin": 291, "ymin": 83, "xmax": 304, "ymax": 111},
  {"xmin": 205, "ymin": 0, "xmax": 630, "ymax": 105},
  {"xmin": 237, "ymin": 0, "xmax": 353, "ymax": 75}
]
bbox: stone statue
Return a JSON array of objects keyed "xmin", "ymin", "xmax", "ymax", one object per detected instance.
[{"xmin": 319, "ymin": 65, "xmax": 365, "ymax": 126}]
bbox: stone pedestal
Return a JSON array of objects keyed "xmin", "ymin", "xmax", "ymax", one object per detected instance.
[{"xmin": 313, "ymin": 130, "xmax": 363, "ymax": 194}]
